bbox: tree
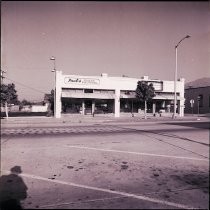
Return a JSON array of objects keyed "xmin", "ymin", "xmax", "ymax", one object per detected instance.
[
  {"xmin": 18, "ymin": 99, "xmax": 32, "ymax": 111},
  {"xmin": 48, "ymin": 89, "xmax": 54, "ymax": 105},
  {"xmin": 44, "ymin": 89, "xmax": 54, "ymax": 116},
  {"xmin": 136, "ymin": 81, "xmax": 155, "ymax": 119},
  {"xmin": 0, "ymin": 83, "xmax": 18, "ymax": 119}
]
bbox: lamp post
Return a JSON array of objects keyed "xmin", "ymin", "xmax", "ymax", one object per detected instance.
[
  {"xmin": 50, "ymin": 56, "xmax": 56, "ymax": 117},
  {"xmin": 173, "ymin": 35, "xmax": 190, "ymax": 119}
]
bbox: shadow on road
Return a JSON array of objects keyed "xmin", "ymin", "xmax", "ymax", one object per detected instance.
[
  {"xmin": 0, "ymin": 166, "xmax": 28, "ymax": 210},
  {"xmin": 141, "ymin": 129, "xmax": 209, "ymax": 147},
  {"xmin": 163, "ymin": 121, "xmax": 210, "ymax": 130}
]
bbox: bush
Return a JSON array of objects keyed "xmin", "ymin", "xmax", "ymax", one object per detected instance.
[{"xmin": 0, "ymin": 112, "xmax": 47, "ymax": 117}]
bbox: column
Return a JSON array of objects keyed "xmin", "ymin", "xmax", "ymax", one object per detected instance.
[
  {"xmin": 55, "ymin": 71, "xmax": 62, "ymax": 118},
  {"xmin": 179, "ymin": 100, "xmax": 185, "ymax": 117},
  {"xmin": 166, "ymin": 101, "xmax": 171, "ymax": 113},
  {"xmin": 152, "ymin": 102, "xmax": 156, "ymax": 114},
  {"xmin": 114, "ymin": 89, "xmax": 120, "ymax": 117},
  {"xmin": 92, "ymin": 100, "xmax": 95, "ymax": 114},
  {"xmin": 82, "ymin": 100, "xmax": 85, "ymax": 115},
  {"xmin": 161, "ymin": 101, "xmax": 165, "ymax": 108}
]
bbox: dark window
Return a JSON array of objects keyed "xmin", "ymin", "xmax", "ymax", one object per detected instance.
[
  {"xmin": 209, "ymin": 95, "xmax": 210, "ymax": 107},
  {"xmin": 197, "ymin": 94, "xmax": 203, "ymax": 107},
  {"xmin": 84, "ymin": 89, "xmax": 93, "ymax": 93}
]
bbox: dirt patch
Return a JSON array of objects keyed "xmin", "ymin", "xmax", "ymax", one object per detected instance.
[
  {"xmin": 170, "ymin": 172, "xmax": 209, "ymax": 193},
  {"xmin": 121, "ymin": 165, "xmax": 129, "ymax": 170}
]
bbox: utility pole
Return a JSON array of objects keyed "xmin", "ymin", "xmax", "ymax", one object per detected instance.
[
  {"xmin": 50, "ymin": 56, "xmax": 57, "ymax": 118},
  {"xmin": 0, "ymin": 69, "xmax": 8, "ymax": 119}
]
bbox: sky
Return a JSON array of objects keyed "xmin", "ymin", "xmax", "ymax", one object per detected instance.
[{"xmin": 1, "ymin": 1, "xmax": 210, "ymax": 101}]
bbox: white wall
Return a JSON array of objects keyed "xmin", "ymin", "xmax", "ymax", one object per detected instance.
[
  {"xmin": 31, "ymin": 104, "xmax": 48, "ymax": 112},
  {"xmin": 55, "ymin": 72, "xmax": 185, "ymax": 117},
  {"xmin": 59, "ymin": 73, "xmax": 184, "ymax": 95}
]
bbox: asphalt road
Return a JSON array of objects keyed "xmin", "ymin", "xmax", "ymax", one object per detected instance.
[{"xmin": 0, "ymin": 121, "xmax": 209, "ymax": 209}]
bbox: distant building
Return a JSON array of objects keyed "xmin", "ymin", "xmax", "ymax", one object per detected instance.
[
  {"xmin": 31, "ymin": 104, "xmax": 48, "ymax": 112},
  {"xmin": 52, "ymin": 71, "xmax": 185, "ymax": 118},
  {"xmin": 184, "ymin": 77, "xmax": 210, "ymax": 114}
]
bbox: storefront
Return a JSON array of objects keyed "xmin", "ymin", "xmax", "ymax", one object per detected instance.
[{"xmin": 53, "ymin": 72, "xmax": 185, "ymax": 118}]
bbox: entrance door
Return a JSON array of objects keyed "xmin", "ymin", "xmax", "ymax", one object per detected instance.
[{"xmin": 85, "ymin": 100, "xmax": 92, "ymax": 115}]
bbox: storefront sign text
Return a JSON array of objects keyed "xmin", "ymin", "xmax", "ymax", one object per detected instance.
[{"xmin": 64, "ymin": 77, "xmax": 100, "ymax": 85}]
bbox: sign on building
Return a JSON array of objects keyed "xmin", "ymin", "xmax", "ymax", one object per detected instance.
[
  {"xmin": 64, "ymin": 77, "xmax": 100, "ymax": 85},
  {"xmin": 190, "ymin": 99, "xmax": 194, "ymax": 107}
]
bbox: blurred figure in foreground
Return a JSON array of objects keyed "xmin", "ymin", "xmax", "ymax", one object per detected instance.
[{"xmin": 0, "ymin": 166, "xmax": 28, "ymax": 210}]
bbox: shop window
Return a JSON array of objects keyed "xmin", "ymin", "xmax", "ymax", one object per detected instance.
[{"xmin": 84, "ymin": 89, "xmax": 93, "ymax": 93}]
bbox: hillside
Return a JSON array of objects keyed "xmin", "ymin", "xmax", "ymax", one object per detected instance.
[{"xmin": 185, "ymin": 77, "xmax": 210, "ymax": 89}]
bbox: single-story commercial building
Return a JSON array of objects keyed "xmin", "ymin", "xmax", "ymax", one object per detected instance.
[
  {"xmin": 53, "ymin": 71, "xmax": 185, "ymax": 118},
  {"xmin": 184, "ymin": 77, "xmax": 210, "ymax": 114}
]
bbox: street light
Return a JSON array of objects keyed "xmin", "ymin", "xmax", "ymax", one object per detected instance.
[
  {"xmin": 172, "ymin": 35, "xmax": 190, "ymax": 119},
  {"xmin": 0, "ymin": 69, "xmax": 6, "ymax": 84},
  {"xmin": 50, "ymin": 56, "xmax": 56, "ymax": 72},
  {"xmin": 50, "ymin": 56, "xmax": 56, "ymax": 117}
]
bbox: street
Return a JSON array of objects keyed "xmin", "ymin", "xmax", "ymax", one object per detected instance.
[{"xmin": 1, "ymin": 119, "xmax": 209, "ymax": 209}]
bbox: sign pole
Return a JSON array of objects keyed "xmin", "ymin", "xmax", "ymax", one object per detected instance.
[
  {"xmin": 190, "ymin": 99, "xmax": 194, "ymax": 116},
  {"xmin": 197, "ymin": 96, "xmax": 200, "ymax": 120},
  {"xmin": 192, "ymin": 104, "xmax": 193, "ymax": 116}
]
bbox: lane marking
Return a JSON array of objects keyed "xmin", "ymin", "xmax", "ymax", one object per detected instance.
[
  {"xmin": 2, "ymin": 170, "xmax": 194, "ymax": 209},
  {"xmin": 65, "ymin": 145, "xmax": 209, "ymax": 162},
  {"xmin": 40, "ymin": 196, "xmax": 126, "ymax": 208}
]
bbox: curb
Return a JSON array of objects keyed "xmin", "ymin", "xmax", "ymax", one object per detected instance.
[{"xmin": 1, "ymin": 115, "xmax": 209, "ymax": 128}]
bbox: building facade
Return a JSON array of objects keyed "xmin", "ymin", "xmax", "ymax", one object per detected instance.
[
  {"xmin": 53, "ymin": 71, "xmax": 185, "ymax": 118},
  {"xmin": 184, "ymin": 78, "xmax": 210, "ymax": 114}
]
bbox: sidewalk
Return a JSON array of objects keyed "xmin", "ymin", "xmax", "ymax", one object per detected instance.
[{"xmin": 1, "ymin": 113, "xmax": 209, "ymax": 128}]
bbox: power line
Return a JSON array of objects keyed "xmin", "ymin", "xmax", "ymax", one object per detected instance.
[{"xmin": 4, "ymin": 76, "xmax": 48, "ymax": 94}]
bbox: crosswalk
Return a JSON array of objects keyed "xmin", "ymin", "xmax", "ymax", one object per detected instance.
[{"xmin": 1, "ymin": 126, "xmax": 130, "ymax": 137}]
